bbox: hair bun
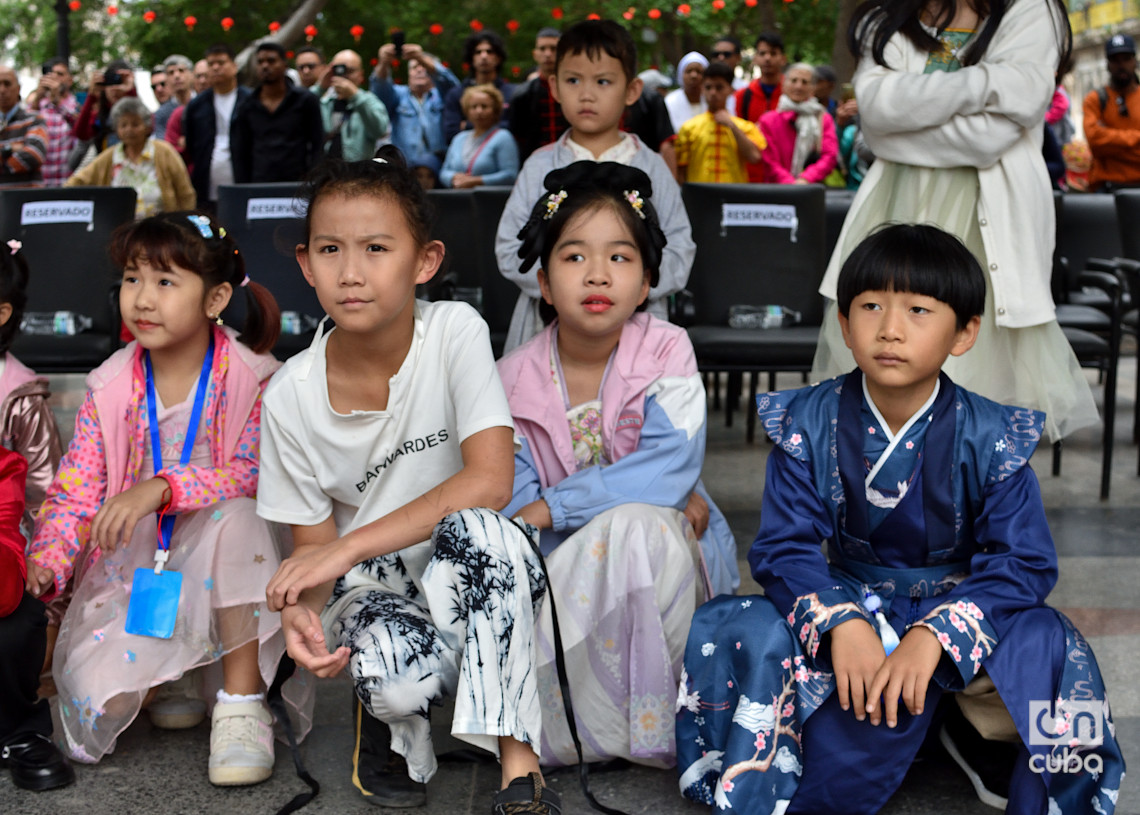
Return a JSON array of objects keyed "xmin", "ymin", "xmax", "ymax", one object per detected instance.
[{"xmin": 542, "ymin": 161, "xmax": 655, "ymax": 202}]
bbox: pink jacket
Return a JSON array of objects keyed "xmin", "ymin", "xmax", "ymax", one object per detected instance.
[
  {"xmin": 497, "ymin": 313, "xmax": 697, "ymax": 490},
  {"xmin": 28, "ymin": 326, "xmax": 280, "ymax": 597},
  {"xmin": 758, "ymin": 109, "xmax": 839, "ymax": 184}
]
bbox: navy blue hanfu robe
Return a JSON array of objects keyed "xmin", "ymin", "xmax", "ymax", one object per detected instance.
[{"xmin": 675, "ymin": 372, "xmax": 1123, "ymax": 815}]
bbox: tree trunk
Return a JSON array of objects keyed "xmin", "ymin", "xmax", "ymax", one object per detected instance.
[
  {"xmin": 831, "ymin": 0, "xmax": 861, "ymax": 82},
  {"xmin": 236, "ymin": 0, "xmax": 332, "ymax": 71}
]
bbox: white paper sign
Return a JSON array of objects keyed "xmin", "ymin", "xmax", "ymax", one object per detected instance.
[
  {"xmin": 720, "ymin": 203, "xmax": 798, "ymax": 242},
  {"xmin": 20, "ymin": 200, "xmax": 95, "ymax": 229},
  {"xmin": 246, "ymin": 198, "xmax": 304, "ymax": 221}
]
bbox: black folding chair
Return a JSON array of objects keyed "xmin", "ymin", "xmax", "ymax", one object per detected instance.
[
  {"xmin": 1, "ymin": 187, "xmax": 136, "ymax": 372},
  {"xmin": 681, "ymin": 183, "xmax": 828, "ymax": 441},
  {"xmin": 216, "ymin": 183, "xmax": 315, "ymax": 361},
  {"xmin": 471, "ymin": 186, "xmax": 518, "ymax": 358}
]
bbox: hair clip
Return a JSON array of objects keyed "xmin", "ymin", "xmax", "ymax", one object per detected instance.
[
  {"xmin": 624, "ymin": 190, "xmax": 646, "ymax": 220},
  {"xmin": 6, "ymin": 239, "xmax": 21, "ymax": 255},
  {"xmin": 373, "ymin": 157, "xmax": 388, "ymax": 165},
  {"xmin": 239, "ymin": 274, "xmax": 250, "ymax": 287},
  {"xmin": 218, "ymin": 226, "xmax": 227, "ymax": 239},
  {"xmin": 186, "ymin": 214, "xmax": 214, "ymax": 240},
  {"xmin": 543, "ymin": 190, "xmax": 568, "ymax": 220}
]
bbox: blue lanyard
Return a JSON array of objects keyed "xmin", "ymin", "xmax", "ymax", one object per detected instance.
[{"xmin": 144, "ymin": 336, "xmax": 214, "ymax": 552}]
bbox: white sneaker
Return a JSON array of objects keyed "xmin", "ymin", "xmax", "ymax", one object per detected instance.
[
  {"xmin": 208, "ymin": 700, "xmax": 275, "ymax": 786},
  {"xmin": 148, "ymin": 672, "xmax": 207, "ymax": 729}
]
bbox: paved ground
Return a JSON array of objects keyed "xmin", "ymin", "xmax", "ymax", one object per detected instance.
[{"xmin": 2, "ymin": 359, "xmax": 1137, "ymax": 815}]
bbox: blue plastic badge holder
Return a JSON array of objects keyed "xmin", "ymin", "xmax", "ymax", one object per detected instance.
[{"xmin": 126, "ymin": 549, "xmax": 182, "ymax": 639}]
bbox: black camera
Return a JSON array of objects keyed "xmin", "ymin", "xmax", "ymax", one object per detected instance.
[
  {"xmin": 332, "ymin": 64, "xmax": 348, "ymax": 78},
  {"xmin": 392, "ymin": 30, "xmax": 406, "ymax": 61},
  {"xmin": 103, "ymin": 70, "xmax": 125, "ymax": 86}
]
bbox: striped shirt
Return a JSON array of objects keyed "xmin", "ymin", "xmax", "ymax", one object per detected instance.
[
  {"xmin": 0, "ymin": 106, "xmax": 48, "ymax": 186},
  {"xmin": 33, "ymin": 94, "xmax": 78, "ymax": 187}
]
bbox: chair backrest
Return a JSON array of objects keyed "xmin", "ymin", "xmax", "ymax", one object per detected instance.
[
  {"xmin": 471, "ymin": 186, "xmax": 517, "ymax": 352},
  {"xmin": 0, "ymin": 186, "xmax": 137, "ymax": 371},
  {"xmin": 1113, "ymin": 189, "xmax": 1140, "ymax": 261},
  {"xmin": 681, "ymin": 183, "xmax": 828, "ymax": 326},
  {"xmin": 426, "ymin": 189, "xmax": 480, "ymax": 289},
  {"xmin": 824, "ymin": 188, "xmax": 856, "ymax": 262},
  {"xmin": 216, "ymin": 183, "xmax": 315, "ymax": 326},
  {"xmin": 1057, "ymin": 193, "xmax": 1121, "ymax": 281}
]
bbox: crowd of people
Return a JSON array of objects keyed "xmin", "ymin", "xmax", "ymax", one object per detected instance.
[{"xmin": 0, "ymin": 6, "xmax": 1131, "ymax": 815}]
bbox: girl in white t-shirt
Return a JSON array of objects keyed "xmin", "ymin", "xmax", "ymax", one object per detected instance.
[{"xmin": 257, "ymin": 149, "xmax": 559, "ymax": 814}]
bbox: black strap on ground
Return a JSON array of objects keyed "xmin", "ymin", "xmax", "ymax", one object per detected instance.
[
  {"xmin": 510, "ymin": 518, "xmax": 631, "ymax": 815},
  {"xmin": 267, "ymin": 655, "xmax": 320, "ymax": 815}
]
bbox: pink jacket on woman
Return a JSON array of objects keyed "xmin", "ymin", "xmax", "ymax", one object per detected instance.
[
  {"xmin": 28, "ymin": 326, "xmax": 279, "ymax": 598},
  {"xmin": 758, "ymin": 109, "xmax": 839, "ymax": 184}
]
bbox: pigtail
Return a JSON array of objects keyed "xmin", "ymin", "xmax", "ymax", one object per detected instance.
[
  {"xmin": 234, "ymin": 280, "xmax": 281, "ymax": 354},
  {"xmin": 0, "ymin": 243, "xmax": 30, "ymax": 354}
]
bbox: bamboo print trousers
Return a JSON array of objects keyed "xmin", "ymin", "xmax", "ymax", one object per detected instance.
[{"xmin": 327, "ymin": 508, "xmax": 546, "ymax": 783}]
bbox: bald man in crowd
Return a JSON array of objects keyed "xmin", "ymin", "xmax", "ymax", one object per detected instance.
[
  {"xmin": 0, "ymin": 67, "xmax": 47, "ymax": 187},
  {"xmin": 318, "ymin": 49, "xmax": 389, "ymax": 161}
]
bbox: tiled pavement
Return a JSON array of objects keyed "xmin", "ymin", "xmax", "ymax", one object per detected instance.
[{"xmin": 3, "ymin": 356, "xmax": 1137, "ymax": 815}]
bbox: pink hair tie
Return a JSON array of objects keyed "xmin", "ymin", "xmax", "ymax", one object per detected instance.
[
  {"xmin": 240, "ymin": 275, "xmax": 250, "ymax": 287},
  {"xmin": 6, "ymin": 239, "xmax": 21, "ymax": 255}
]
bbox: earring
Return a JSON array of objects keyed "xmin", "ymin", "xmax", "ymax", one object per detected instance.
[{"xmin": 211, "ymin": 314, "xmax": 223, "ymax": 326}]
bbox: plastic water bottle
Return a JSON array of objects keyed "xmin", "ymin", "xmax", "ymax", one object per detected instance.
[
  {"xmin": 727, "ymin": 304, "xmax": 802, "ymax": 330},
  {"xmin": 280, "ymin": 312, "xmax": 318, "ymax": 335},
  {"xmin": 20, "ymin": 311, "xmax": 93, "ymax": 335}
]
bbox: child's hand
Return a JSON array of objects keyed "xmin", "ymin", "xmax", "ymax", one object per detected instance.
[
  {"xmin": 865, "ymin": 625, "xmax": 943, "ymax": 727},
  {"xmin": 683, "ymin": 491, "xmax": 710, "ymax": 539},
  {"xmin": 25, "ymin": 558, "xmax": 54, "ymax": 597},
  {"xmin": 281, "ymin": 604, "xmax": 350, "ymax": 677},
  {"xmin": 90, "ymin": 478, "xmax": 170, "ymax": 554},
  {"xmin": 267, "ymin": 542, "xmax": 355, "ymax": 611},
  {"xmin": 829, "ymin": 617, "xmax": 886, "ymax": 721},
  {"xmin": 713, "ymin": 109, "xmax": 734, "ymax": 127}
]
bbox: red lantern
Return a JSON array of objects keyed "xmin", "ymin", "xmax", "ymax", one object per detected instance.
[
  {"xmin": 469, "ymin": 19, "xmax": 484, "ymax": 32},
  {"xmin": 184, "ymin": 15, "xmax": 197, "ymax": 30},
  {"xmin": 68, "ymin": 0, "xmax": 80, "ymax": 9},
  {"xmin": 587, "ymin": 12, "xmax": 601, "ymax": 19},
  {"xmin": 429, "ymin": 23, "xmax": 443, "ymax": 36},
  {"xmin": 391, "ymin": 59, "xmax": 401, "ymax": 68},
  {"xmin": 511, "ymin": 65, "xmax": 521, "ymax": 76},
  {"xmin": 622, "ymin": 10, "xmax": 634, "ymax": 19},
  {"xmin": 350, "ymin": 24, "xmax": 364, "ymax": 42},
  {"xmin": 268, "ymin": 20, "xmax": 280, "ymax": 32},
  {"xmin": 107, "ymin": 5, "xmax": 118, "ymax": 15},
  {"xmin": 304, "ymin": 24, "xmax": 318, "ymax": 40},
  {"xmin": 678, "ymin": 3, "xmax": 691, "ymax": 14},
  {"xmin": 370, "ymin": 57, "xmax": 378, "ymax": 66},
  {"xmin": 286, "ymin": 51, "xmax": 294, "ymax": 59},
  {"xmin": 551, "ymin": 7, "xmax": 564, "ymax": 19},
  {"xmin": 712, "ymin": 0, "xmax": 726, "ymax": 8},
  {"xmin": 143, "ymin": 9, "xmax": 155, "ymax": 22},
  {"xmin": 745, "ymin": 0, "xmax": 757, "ymax": 5},
  {"xmin": 648, "ymin": 8, "xmax": 661, "ymax": 18},
  {"xmin": 221, "ymin": 16, "xmax": 234, "ymax": 31},
  {"xmin": 506, "ymin": 19, "xmax": 520, "ymax": 34}
]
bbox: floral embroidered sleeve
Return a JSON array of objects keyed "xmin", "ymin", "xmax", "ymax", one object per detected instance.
[
  {"xmin": 157, "ymin": 381, "xmax": 267, "ymax": 511},
  {"xmin": 28, "ymin": 392, "xmax": 109, "ymax": 597},
  {"xmin": 918, "ymin": 597, "xmax": 999, "ymax": 687},
  {"xmin": 787, "ymin": 591, "xmax": 869, "ymax": 664}
]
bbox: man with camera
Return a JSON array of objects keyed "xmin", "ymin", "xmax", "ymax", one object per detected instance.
[
  {"xmin": 371, "ymin": 38, "xmax": 457, "ymax": 172},
  {"xmin": 24, "ymin": 59, "xmax": 77, "ymax": 186},
  {"xmin": 318, "ymin": 50, "xmax": 389, "ymax": 162},
  {"xmin": 0, "ymin": 67, "xmax": 47, "ymax": 188}
]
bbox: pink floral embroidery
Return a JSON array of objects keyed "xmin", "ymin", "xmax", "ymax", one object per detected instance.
[
  {"xmin": 781, "ymin": 657, "xmax": 792, "ymax": 669},
  {"xmin": 782, "ymin": 702, "xmax": 795, "ymax": 718},
  {"xmin": 949, "ymin": 611, "xmax": 968, "ymax": 633},
  {"xmin": 936, "ymin": 631, "xmax": 951, "ymax": 647},
  {"xmin": 868, "ymin": 426, "xmax": 876, "ymax": 434},
  {"xmin": 905, "ymin": 441, "xmax": 914, "ymax": 450},
  {"xmin": 754, "ymin": 732, "xmax": 766, "ymax": 751},
  {"xmin": 949, "ymin": 645, "xmax": 961, "ymax": 662},
  {"xmin": 970, "ymin": 645, "xmax": 983, "ymax": 661},
  {"xmin": 794, "ymin": 666, "xmax": 809, "ymax": 682},
  {"xmin": 799, "ymin": 622, "xmax": 811, "ymax": 642},
  {"xmin": 789, "ymin": 433, "xmax": 802, "ymax": 445}
]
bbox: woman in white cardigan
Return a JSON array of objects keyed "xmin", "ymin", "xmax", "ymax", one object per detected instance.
[{"xmin": 812, "ymin": 0, "xmax": 1095, "ymax": 440}]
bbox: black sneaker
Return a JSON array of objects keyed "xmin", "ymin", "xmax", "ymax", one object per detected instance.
[
  {"xmin": 939, "ymin": 707, "xmax": 1018, "ymax": 810},
  {"xmin": 1, "ymin": 732, "xmax": 76, "ymax": 792},
  {"xmin": 491, "ymin": 772, "xmax": 563, "ymax": 814},
  {"xmin": 352, "ymin": 697, "xmax": 427, "ymax": 808}
]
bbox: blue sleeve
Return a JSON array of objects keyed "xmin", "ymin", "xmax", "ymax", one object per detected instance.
[
  {"xmin": 431, "ymin": 65, "xmax": 459, "ymax": 99},
  {"xmin": 918, "ymin": 465, "xmax": 1058, "ymax": 688},
  {"xmin": 503, "ymin": 436, "xmax": 544, "ymax": 520},
  {"xmin": 480, "ymin": 132, "xmax": 519, "ymax": 186},
  {"xmin": 372, "ymin": 76, "xmax": 400, "ymax": 120},
  {"xmin": 542, "ymin": 394, "xmax": 703, "ymax": 532},
  {"xmin": 439, "ymin": 135, "xmax": 463, "ymax": 188}
]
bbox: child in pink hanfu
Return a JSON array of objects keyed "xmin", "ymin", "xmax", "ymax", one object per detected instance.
[
  {"xmin": 498, "ymin": 161, "xmax": 737, "ymax": 767},
  {"xmin": 25, "ymin": 212, "xmax": 310, "ymax": 787}
]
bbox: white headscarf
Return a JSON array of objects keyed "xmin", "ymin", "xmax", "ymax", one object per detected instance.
[{"xmin": 676, "ymin": 51, "xmax": 709, "ymax": 78}]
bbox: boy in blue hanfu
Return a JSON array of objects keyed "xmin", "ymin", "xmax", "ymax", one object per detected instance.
[{"xmin": 675, "ymin": 224, "xmax": 1124, "ymax": 815}]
